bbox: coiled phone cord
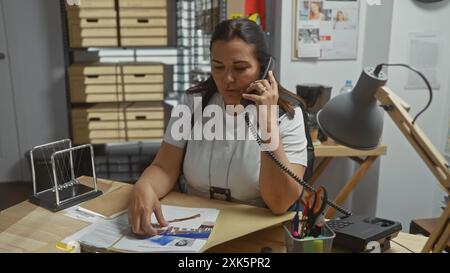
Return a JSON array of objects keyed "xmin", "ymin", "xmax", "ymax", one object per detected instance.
[{"xmin": 245, "ymin": 113, "xmax": 352, "ymax": 217}]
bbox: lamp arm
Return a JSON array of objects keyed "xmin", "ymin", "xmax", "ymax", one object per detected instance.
[{"xmin": 375, "ymin": 86, "xmax": 449, "ymax": 253}]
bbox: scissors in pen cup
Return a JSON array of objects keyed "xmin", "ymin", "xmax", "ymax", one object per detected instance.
[{"xmin": 304, "ymin": 186, "xmax": 328, "ymax": 238}]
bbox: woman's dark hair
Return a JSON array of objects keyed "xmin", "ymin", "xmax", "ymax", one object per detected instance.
[{"xmin": 187, "ymin": 18, "xmax": 304, "ymax": 117}]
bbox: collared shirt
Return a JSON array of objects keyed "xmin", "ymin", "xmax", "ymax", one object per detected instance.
[{"xmin": 163, "ymin": 92, "xmax": 308, "ymax": 207}]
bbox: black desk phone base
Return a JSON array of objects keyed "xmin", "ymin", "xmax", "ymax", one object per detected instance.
[{"xmin": 327, "ymin": 215, "xmax": 402, "ymax": 252}]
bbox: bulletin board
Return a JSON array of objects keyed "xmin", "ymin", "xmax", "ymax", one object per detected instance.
[{"xmin": 292, "ymin": 0, "xmax": 360, "ymax": 60}]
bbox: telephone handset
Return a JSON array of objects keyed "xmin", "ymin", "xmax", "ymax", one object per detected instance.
[
  {"xmin": 240, "ymin": 56, "xmax": 275, "ymax": 107},
  {"xmin": 260, "ymin": 56, "xmax": 274, "ymax": 81}
]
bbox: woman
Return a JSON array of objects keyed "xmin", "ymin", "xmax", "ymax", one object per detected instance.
[
  {"xmin": 128, "ymin": 19, "xmax": 308, "ymax": 236},
  {"xmin": 335, "ymin": 10, "xmax": 346, "ymax": 22},
  {"xmin": 334, "ymin": 10, "xmax": 348, "ymax": 30},
  {"xmin": 309, "ymin": 2, "xmax": 325, "ymax": 21}
]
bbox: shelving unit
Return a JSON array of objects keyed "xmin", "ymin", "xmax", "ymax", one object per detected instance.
[
  {"xmin": 60, "ymin": 0, "xmax": 178, "ymax": 182},
  {"xmin": 59, "ymin": 0, "xmax": 273, "ymax": 182}
]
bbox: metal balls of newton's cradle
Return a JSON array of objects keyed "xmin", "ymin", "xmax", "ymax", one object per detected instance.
[{"xmin": 29, "ymin": 139, "xmax": 102, "ymax": 211}]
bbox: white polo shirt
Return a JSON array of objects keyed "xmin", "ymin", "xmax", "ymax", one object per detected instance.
[{"xmin": 163, "ymin": 92, "xmax": 308, "ymax": 207}]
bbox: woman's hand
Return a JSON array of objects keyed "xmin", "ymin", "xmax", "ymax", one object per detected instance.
[
  {"xmin": 242, "ymin": 71, "xmax": 280, "ymax": 144},
  {"xmin": 128, "ymin": 180, "xmax": 169, "ymax": 236},
  {"xmin": 242, "ymin": 70, "xmax": 279, "ymax": 109}
]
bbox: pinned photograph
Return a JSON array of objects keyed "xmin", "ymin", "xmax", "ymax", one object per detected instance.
[
  {"xmin": 298, "ymin": 28, "xmax": 320, "ymax": 44},
  {"xmin": 309, "ymin": 1, "xmax": 325, "ymax": 21}
]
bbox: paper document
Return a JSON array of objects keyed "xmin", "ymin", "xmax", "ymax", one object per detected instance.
[{"xmin": 77, "ymin": 205, "xmax": 219, "ymax": 253}]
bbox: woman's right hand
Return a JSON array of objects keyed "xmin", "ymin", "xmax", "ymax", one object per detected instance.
[{"xmin": 128, "ymin": 180, "xmax": 169, "ymax": 236}]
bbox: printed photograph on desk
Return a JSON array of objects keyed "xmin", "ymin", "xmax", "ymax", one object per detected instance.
[{"xmin": 78, "ymin": 205, "xmax": 219, "ymax": 253}]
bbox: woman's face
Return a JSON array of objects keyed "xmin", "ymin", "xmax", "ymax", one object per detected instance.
[
  {"xmin": 311, "ymin": 3, "xmax": 320, "ymax": 13},
  {"xmin": 211, "ymin": 38, "xmax": 261, "ymax": 105},
  {"xmin": 337, "ymin": 11, "xmax": 344, "ymax": 21}
]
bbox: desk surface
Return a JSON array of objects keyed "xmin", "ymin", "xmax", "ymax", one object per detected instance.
[
  {"xmin": 314, "ymin": 142, "xmax": 387, "ymax": 157},
  {"xmin": 0, "ymin": 179, "xmax": 425, "ymax": 253}
]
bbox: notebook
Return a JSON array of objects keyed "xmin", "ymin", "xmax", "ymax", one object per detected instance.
[{"xmin": 77, "ymin": 185, "xmax": 132, "ymax": 219}]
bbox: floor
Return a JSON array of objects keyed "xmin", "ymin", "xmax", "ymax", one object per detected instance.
[{"xmin": 0, "ymin": 182, "xmax": 32, "ymax": 211}]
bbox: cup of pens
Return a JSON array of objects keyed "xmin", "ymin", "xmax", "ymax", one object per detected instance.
[
  {"xmin": 283, "ymin": 220, "xmax": 335, "ymax": 253},
  {"xmin": 283, "ymin": 186, "xmax": 335, "ymax": 253}
]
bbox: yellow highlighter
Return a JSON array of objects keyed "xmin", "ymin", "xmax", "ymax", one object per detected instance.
[{"xmin": 55, "ymin": 241, "xmax": 79, "ymax": 253}]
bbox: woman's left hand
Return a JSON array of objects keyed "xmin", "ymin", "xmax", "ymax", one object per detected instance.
[
  {"xmin": 242, "ymin": 71, "xmax": 279, "ymax": 129},
  {"xmin": 242, "ymin": 71, "xmax": 280, "ymax": 146},
  {"xmin": 242, "ymin": 70, "xmax": 279, "ymax": 108}
]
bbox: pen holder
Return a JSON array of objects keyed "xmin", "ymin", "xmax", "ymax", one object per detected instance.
[{"xmin": 283, "ymin": 221, "xmax": 335, "ymax": 253}]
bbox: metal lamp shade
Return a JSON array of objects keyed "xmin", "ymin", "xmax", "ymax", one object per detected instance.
[{"xmin": 316, "ymin": 67, "xmax": 388, "ymax": 150}]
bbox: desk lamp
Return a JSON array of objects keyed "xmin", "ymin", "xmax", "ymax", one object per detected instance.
[{"xmin": 317, "ymin": 64, "xmax": 450, "ymax": 253}]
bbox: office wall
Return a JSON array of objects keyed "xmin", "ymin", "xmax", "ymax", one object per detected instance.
[
  {"xmin": 273, "ymin": 0, "xmax": 392, "ymax": 216},
  {"xmin": 275, "ymin": 0, "xmax": 449, "ymax": 229},
  {"xmin": 377, "ymin": 0, "xmax": 450, "ymax": 228},
  {"xmin": 2, "ymin": 0, "xmax": 69, "ymax": 181}
]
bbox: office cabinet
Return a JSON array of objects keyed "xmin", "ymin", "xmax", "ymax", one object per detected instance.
[
  {"xmin": 72, "ymin": 102, "xmax": 165, "ymax": 144},
  {"xmin": 69, "ymin": 63, "xmax": 169, "ymax": 103},
  {"xmin": 65, "ymin": 0, "xmax": 175, "ymax": 48}
]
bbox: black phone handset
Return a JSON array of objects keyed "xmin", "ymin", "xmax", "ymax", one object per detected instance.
[
  {"xmin": 241, "ymin": 57, "xmax": 352, "ymax": 217},
  {"xmin": 260, "ymin": 56, "xmax": 274, "ymax": 81},
  {"xmin": 240, "ymin": 56, "xmax": 275, "ymax": 108}
]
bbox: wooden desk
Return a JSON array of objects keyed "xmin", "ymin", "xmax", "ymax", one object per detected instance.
[
  {"xmin": 0, "ymin": 178, "xmax": 426, "ymax": 253},
  {"xmin": 0, "ymin": 178, "xmax": 117, "ymax": 253},
  {"xmin": 312, "ymin": 142, "xmax": 387, "ymax": 218}
]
